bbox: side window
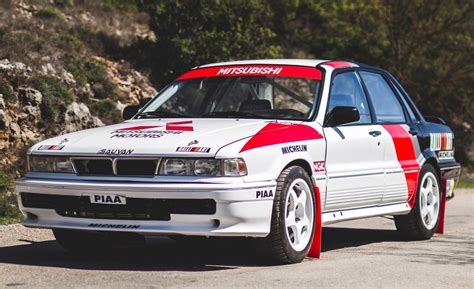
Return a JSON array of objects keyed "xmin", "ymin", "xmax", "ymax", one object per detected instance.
[
  {"xmin": 359, "ymin": 72, "xmax": 406, "ymax": 123},
  {"xmin": 328, "ymin": 72, "xmax": 372, "ymax": 124},
  {"xmin": 391, "ymin": 81, "xmax": 418, "ymax": 123}
]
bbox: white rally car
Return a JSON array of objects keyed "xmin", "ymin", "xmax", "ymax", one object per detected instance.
[{"xmin": 16, "ymin": 59, "xmax": 461, "ymax": 264}]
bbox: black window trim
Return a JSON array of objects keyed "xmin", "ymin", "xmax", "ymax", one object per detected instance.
[
  {"xmin": 357, "ymin": 68, "xmax": 411, "ymax": 125},
  {"xmin": 323, "ymin": 68, "xmax": 376, "ymax": 127},
  {"xmin": 383, "ymin": 72, "xmax": 424, "ymax": 123}
]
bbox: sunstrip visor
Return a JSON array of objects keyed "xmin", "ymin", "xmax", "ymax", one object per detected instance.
[{"xmin": 178, "ymin": 65, "xmax": 323, "ymax": 80}]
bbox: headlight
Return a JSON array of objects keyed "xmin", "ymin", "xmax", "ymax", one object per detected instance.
[
  {"xmin": 194, "ymin": 159, "xmax": 221, "ymax": 176},
  {"xmin": 159, "ymin": 158, "xmax": 246, "ymax": 177},
  {"xmin": 160, "ymin": 159, "xmax": 193, "ymax": 176},
  {"xmin": 28, "ymin": 156, "xmax": 75, "ymax": 173}
]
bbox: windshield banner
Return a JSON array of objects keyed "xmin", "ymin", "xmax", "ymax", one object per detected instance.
[{"xmin": 178, "ymin": 65, "xmax": 322, "ymax": 80}]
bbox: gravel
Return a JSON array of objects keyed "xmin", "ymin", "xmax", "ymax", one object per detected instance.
[{"xmin": 0, "ymin": 189, "xmax": 472, "ymax": 288}]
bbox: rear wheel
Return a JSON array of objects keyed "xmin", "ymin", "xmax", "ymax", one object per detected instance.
[
  {"xmin": 394, "ymin": 164, "xmax": 441, "ymax": 240},
  {"xmin": 260, "ymin": 166, "xmax": 315, "ymax": 264}
]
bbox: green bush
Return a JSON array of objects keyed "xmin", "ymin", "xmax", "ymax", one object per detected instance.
[
  {"xmin": 54, "ymin": 0, "xmax": 74, "ymax": 7},
  {"xmin": 89, "ymin": 99, "xmax": 121, "ymax": 124},
  {"xmin": 64, "ymin": 56, "xmax": 121, "ymax": 99},
  {"xmin": 31, "ymin": 76, "xmax": 74, "ymax": 122},
  {"xmin": 0, "ymin": 171, "xmax": 21, "ymax": 224},
  {"xmin": 0, "ymin": 80, "xmax": 14, "ymax": 100},
  {"xmin": 0, "ymin": 27, "xmax": 7, "ymax": 40},
  {"xmin": 36, "ymin": 7, "xmax": 66, "ymax": 21},
  {"xmin": 102, "ymin": 0, "xmax": 139, "ymax": 12},
  {"xmin": 57, "ymin": 34, "xmax": 82, "ymax": 50}
]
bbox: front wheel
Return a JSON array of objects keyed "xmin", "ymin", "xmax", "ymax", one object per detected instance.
[
  {"xmin": 260, "ymin": 166, "xmax": 316, "ymax": 264},
  {"xmin": 394, "ymin": 164, "xmax": 441, "ymax": 240}
]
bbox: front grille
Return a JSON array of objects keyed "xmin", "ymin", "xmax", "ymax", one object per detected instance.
[
  {"xmin": 20, "ymin": 193, "xmax": 216, "ymax": 221},
  {"xmin": 72, "ymin": 158, "xmax": 160, "ymax": 177},
  {"xmin": 73, "ymin": 159, "xmax": 113, "ymax": 175},
  {"xmin": 116, "ymin": 159, "xmax": 159, "ymax": 176}
]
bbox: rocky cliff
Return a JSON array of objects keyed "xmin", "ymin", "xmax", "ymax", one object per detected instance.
[{"xmin": 0, "ymin": 0, "xmax": 157, "ymax": 176}]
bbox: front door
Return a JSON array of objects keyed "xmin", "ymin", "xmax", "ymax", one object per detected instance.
[{"xmin": 323, "ymin": 71, "xmax": 386, "ymax": 211}]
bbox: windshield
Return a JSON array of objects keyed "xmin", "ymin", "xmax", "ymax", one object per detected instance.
[{"xmin": 139, "ymin": 66, "xmax": 322, "ymax": 120}]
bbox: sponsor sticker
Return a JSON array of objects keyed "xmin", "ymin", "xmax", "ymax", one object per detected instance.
[
  {"xmin": 176, "ymin": 147, "xmax": 211, "ymax": 153},
  {"xmin": 430, "ymin": 133, "xmax": 453, "ymax": 151},
  {"xmin": 90, "ymin": 194, "xmax": 126, "ymax": 205},
  {"xmin": 178, "ymin": 65, "xmax": 323, "ymax": 80},
  {"xmin": 281, "ymin": 144, "xmax": 307, "ymax": 154},
  {"xmin": 111, "ymin": 128, "xmax": 183, "ymax": 139},
  {"xmin": 88, "ymin": 223, "xmax": 140, "ymax": 229},
  {"xmin": 38, "ymin": 145, "xmax": 64, "ymax": 151},
  {"xmin": 313, "ymin": 161, "xmax": 326, "ymax": 173},
  {"xmin": 437, "ymin": 150, "xmax": 454, "ymax": 160},
  {"xmin": 217, "ymin": 66, "xmax": 283, "ymax": 76},
  {"xmin": 256, "ymin": 190, "xmax": 273, "ymax": 199},
  {"xmin": 97, "ymin": 149, "xmax": 134, "ymax": 155},
  {"xmin": 110, "ymin": 121, "xmax": 193, "ymax": 138}
]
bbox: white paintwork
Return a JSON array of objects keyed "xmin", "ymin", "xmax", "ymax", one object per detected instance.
[
  {"xmin": 16, "ymin": 59, "xmax": 418, "ymax": 238},
  {"xmin": 322, "ymin": 202, "xmax": 411, "ymax": 224},
  {"xmin": 323, "ymin": 125, "xmax": 386, "ymax": 211}
]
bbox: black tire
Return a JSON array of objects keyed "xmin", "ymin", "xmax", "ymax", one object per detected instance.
[
  {"xmin": 394, "ymin": 163, "xmax": 441, "ymax": 240},
  {"xmin": 259, "ymin": 166, "xmax": 316, "ymax": 264},
  {"xmin": 53, "ymin": 229, "xmax": 144, "ymax": 252}
]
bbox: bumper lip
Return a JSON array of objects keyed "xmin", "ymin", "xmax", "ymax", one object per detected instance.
[{"xmin": 20, "ymin": 206, "xmax": 273, "ymax": 237}]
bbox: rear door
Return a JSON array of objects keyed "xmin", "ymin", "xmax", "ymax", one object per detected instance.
[
  {"xmin": 323, "ymin": 71, "xmax": 386, "ymax": 211},
  {"xmin": 359, "ymin": 71, "xmax": 421, "ymax": 206}
]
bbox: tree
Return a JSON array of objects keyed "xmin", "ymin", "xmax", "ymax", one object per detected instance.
[
  {"xmin": 140, "ymin": 0, "xmax": 281, "ymax": 86},
  {"xmin": 286, "ymin": 0, "xmax": 473, "ymax": 165},
  {"xmin": 136, "ymin": 0, "xmax": 473, "ymax": 165}
]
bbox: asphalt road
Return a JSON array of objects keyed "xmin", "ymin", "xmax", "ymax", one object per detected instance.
[{"xmin": 0, "ymin": 189, "xmax": 472, "ymax": 289}]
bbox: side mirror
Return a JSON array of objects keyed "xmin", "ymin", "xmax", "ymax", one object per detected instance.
[
  {"xmin": 324, "ymin": 106, "xmax": 360, "ymax": 127},
  {"xmin": 123, "ymin": 105, "xmax": 140, "ymax": 120}
]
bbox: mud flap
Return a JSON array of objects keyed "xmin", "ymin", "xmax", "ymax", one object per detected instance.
[
  {"xmin": 308, "ymin": 185, "xmax": 322, "ymax": 258},
  {"xmin": 436, "ymin": 179, "xmax": 448, "ymax": 234}
]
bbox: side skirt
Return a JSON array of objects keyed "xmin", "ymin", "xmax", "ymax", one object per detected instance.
[{"xmin": 322, "ymin": 203, "xmax": 411, "ymax": 225}]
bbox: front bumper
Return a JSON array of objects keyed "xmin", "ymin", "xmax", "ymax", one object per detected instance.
[{"xmin": 16, "ymin": 178, "xmax": 276, "ymax": 237}]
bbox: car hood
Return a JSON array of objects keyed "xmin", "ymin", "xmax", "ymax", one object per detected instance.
[{"xmin": 31, "ymin": 119, "xmax": 303, "ymax": 157}]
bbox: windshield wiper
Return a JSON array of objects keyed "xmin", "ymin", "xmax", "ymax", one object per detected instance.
[
  {"xmin": 202, "ymin": 111, "xmax": 264, "ymax": 119},
  {"xmin": 137, "ymin": 111, "xmax": 191, "ymax": 118}
]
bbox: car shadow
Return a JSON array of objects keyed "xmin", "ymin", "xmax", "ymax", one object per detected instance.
[{"xmin": 0, "ymin": 227, "xmax": 405, "ymax": 271}]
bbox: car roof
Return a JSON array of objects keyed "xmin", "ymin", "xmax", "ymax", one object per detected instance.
[{"xmin": 198, "ymin": 59, "xmax": 329, "ymax": 68}]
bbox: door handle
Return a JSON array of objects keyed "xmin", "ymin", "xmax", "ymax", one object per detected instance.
[{"xmin": 369, "ymin": 130, "xmax": 382, "ymax": 137}]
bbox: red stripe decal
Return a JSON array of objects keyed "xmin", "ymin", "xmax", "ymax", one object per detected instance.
[
  {"xmin": 118, "ymin": 125, "xmax": 160, "ymax": 131},
  {"xmin": 308, "ymin": 184, "xmax": 322, "ymax": 259},
  {"xmin": 436, "ymin": 179, "xmax": 447, "ymax": 234},
  {"xmin": 441, "ymin": 134, "xmax": 447, "ymax": 150},
  {"xmin": 383, "ymin": 124, "xmax": 420, "ymax": 208},
  {"xmin": 323, "ymin": 61, "xmax": 354, "ymax": 69},
  {"xmin": 240, "ymin": 123, "xmax": 323, "ymax": 153},
  {"xmin": 166, "ymin": 121, "xmax": 194, "ymax": 131},
  {"xmin": 178, "ymin": 65, "xmax": 322, "ymax": 80}
]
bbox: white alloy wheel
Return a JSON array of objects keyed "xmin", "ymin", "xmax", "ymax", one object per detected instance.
[
  {"xmin": 284, "ymin": 178, "xmax": 314, "ymax": 252},
  {"xmin": 419, "ymin": 172, "xmax": 440, "ymax": 230}
]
